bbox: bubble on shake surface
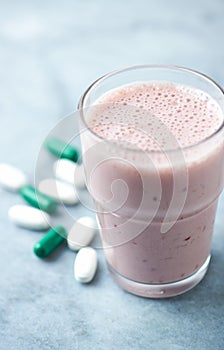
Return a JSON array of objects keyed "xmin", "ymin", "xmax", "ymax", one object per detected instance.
[{"xmin": 87, "ymin": 82, "xmax": 223, "ymax": 151}]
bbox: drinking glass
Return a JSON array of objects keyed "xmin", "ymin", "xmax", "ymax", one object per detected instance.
[{"xmin": 78, "ymin": 65, "xmax": 224, "ymax": 298}]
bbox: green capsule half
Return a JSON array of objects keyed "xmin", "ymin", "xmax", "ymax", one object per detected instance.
[
  {"xmin": 19, "ymin": 185, "xmax": 58, "ymax": 214},
  {"xmin": 33, "ymin": 226, "xmax": 67, "ymax": 258},
  {"xmin": 45, "ymin": 137, "xmax": 79, "ymax": 162}
]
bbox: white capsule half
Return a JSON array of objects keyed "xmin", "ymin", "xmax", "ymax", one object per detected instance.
[
  {"xmin": 0, "ymin": 163, "xmax": 28, "ymax": 191},
  {"xmin": 74, "ymin": 247, "xmax": 98, "ymax": 283},
  {"xmin": 53, "ymin": 159, "xmax": 86, "ymax": 189},
  {"xmin": 38, "ymin": 179, "xmax": 79, "ymax": 205},
  {"xmin": 8, "ymin": 205, "xmax": 50, "ymax": 230},
  {"xmin": 67, "ymin": 216, "xmax": 96, "ymax": 251}
]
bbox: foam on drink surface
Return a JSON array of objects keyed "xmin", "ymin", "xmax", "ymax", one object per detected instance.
[{"xmin": 88, "ymin": 82, "xmax": 223, "ymax": 153}]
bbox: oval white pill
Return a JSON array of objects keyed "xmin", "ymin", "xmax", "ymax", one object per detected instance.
[
  {"xmin": 38, "ymin": 179, "xmax": 79, "ymax": 205},
  {"xmin": 74, "ymin": 164, "xmax": 86, "ymax": 189},
  {"xmin": 0, "ymin": 163, "xmax": 28, "ymax": 191},
  {"xmin": 53, "ymin": 159, "xmax": 86, "ymax": 189},
  {"xmin": 74, "ymin": 247, "xmax": 98, "ymax": 283},
  {"xmin": 8, "ymin": 205, "xmax": 50, "ymax": 230},
  {"xmin": 67, "ymin": 216, "xmax": 96, "ymax": 251}
]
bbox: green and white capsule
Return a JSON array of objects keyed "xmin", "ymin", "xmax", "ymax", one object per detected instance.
[
  {"xmin": 0, "ymin": 163, "xmax": 58, "ymax": 213},
  {"xmin": 19, "ymin": 185, "xmax": 58, "ymax": 214},
  {"xmin": 45, "ymin": 137, "xmax": 80, "ymax": 162},
  {"xmin": 34, "ymin": 226, "xmax": 67, "ymax": 258}
]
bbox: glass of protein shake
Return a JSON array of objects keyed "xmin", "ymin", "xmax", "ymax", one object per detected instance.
[{"xmin": 78, "ymin": 65, "xmax": 224, "ymax": 298}]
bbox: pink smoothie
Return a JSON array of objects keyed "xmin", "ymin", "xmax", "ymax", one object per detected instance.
[{"xmin": 81, "ymin": 82, "xmax": 224, "ymax": 285}]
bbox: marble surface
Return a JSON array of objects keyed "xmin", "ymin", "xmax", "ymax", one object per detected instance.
[{"xmin": 1, "ymin": 0, "xmax": 224, "ymax": 349}]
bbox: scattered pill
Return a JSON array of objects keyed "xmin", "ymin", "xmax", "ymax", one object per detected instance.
[
  {"xmin": 67, "ymin": 216, "xmax": 96, "ymax": 251},
  {"xmin": 0, "ymin": 163, "xmax": 28, "ymax": 191},
  {"xmin": 8, "ymin": 205, "xmax": 50, "ymax": 230},
  {"xmin": 19, "ymin": 185, "xmax": 58, "ymax": 214},
  {"xmin": 45, "ymin": 137, "xmax": 79, "ymax": 162},
  {"xmin": 54, "ymin": 159, "xmax": 86, "ymax": 189},
  {"xmin": 38, "ymin": 179, "xmax": 79, "ymax": 205},
  {"xmin": 33, "ymin": 226, "xmax": 67, "ymax": 258},
  {"xmin": 74, "ymin": 247, "xmax": 98, "ymax": 283}
]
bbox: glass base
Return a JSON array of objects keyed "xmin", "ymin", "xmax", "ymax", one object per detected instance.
[{"xmin": 108, "ymin": 255, "xmax": 211, "ymax": 298}]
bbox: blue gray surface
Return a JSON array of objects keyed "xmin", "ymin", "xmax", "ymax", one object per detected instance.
[{"xmin": 1, "ymin": 0, "xmax": 224, "ymax": 349}]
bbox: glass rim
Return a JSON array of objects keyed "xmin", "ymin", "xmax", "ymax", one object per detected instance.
[{"xmin": 78, "ymin": 64, "xmax": 224, "ymax": 154}]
